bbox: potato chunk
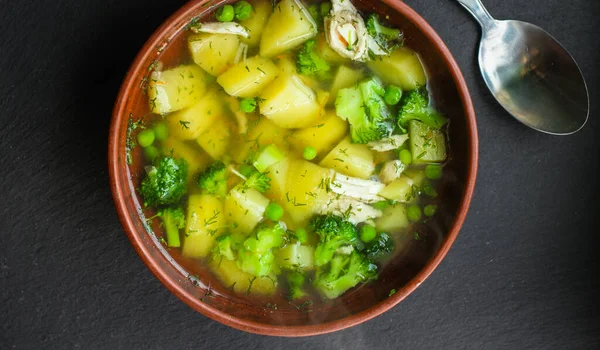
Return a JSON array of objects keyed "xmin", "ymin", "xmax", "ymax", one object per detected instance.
[
  {"xmin": 260, "ymin": 0, "xmax": 317, "ymax": 57},
  {"xmin": 182, "ymin": 194, "xmax": 226, "ymax": 258},
  {"xmin": 375, "ymin": 203, "xmax": 409, "ymax": 232},
  {"xmin": 232, "ymin": 118, "xmax": 292, "ymax": 163},
  {"xmin": 209, "ymin": 257, "xmax": 277, "ymax": 295},
  {"xmin": 188, "ymin": 33, "xmax": 239, "ymax": 76},
  {"xmin": 217, "ymin": 56, "xmax": 278, "ymax": 97},
  {"xmin": 284, "ymin": 159, "xmax": 333, "ymax": 225},
  {"xmin": 148, "ymin": 65, "xmax": 208, "ymax": 114},
  {"xmin": 288, "ymin": 110, "xmax": 348, "ymax": 159},
  {"xmin": 329, "ymin": 65, "xmax": 365, "ymax": 103},
  {"xmin": 224, "ymin": 184, "xmax": 270, "ymax": 235},
  {"xmin": 378, "ymin": 176, "xmax": 416, "ymax": 203},
  {"xmin": 367, "ymin": 47, "xmax": 427, "ymax": 91},
  {"xmin": 259, "ymin": 74, "xmax": 321, "ymax": 129},
  {"xmin": 165, "ymin": 89, "xmax": 224, "ymax": 140},
  {"xmin": 320, "ymin": 137, "xmax": 375, "ymax": 179},
  {"xmin": 239, "ymin": 0, "xmax": 272, "ymax": 47},
  {"xmin": 265, "ymin": 157, "xmax": 290, "ymax": 204},
  {"xmin": 196, "ymin": 116, "xmax": 233, "ymax": 160}
]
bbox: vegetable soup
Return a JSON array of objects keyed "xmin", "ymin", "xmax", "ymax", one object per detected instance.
[{"xmin": 132, "ymin": 0, "xmax": 449, "ymax": 302}]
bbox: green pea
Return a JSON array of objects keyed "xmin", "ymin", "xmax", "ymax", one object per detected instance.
[
  {"xmin": 265, "ymin": 202, "xmax": 284, "ymax": 221},
  {"xmin": 153, "ymin": 122, "xmax": 169, "ymax": 141},
  {"xmin": 424, "ymin": 204, "xmax": 437, "ymax": 217},
  {"xmin": 384, "ymin": 85, "xmax": 402, "ymax": 105},
  {"xmin": 295, "ymin": 228, "xmax": 308, "ymax": 243},
  {"xmin": 407, "ymin": 205, "xmax": 422, "ymax": 222},
  {"xmin": 144, "ymin": 145, "xmax": 159, "ymax": 161},
  {"xmin": 239, "ymin": 164, "xmax": 254, "ymax": 177},
  {"xmin": 399, "ymin": 149, "xmax": 412, "ymax": 165},
  {"xmin": 137, "ymin": 129, "xmax": 155, "ymax": 148},
  {"xmin": 425, "ymin": 164, "xmax": 443, "ymax": 180},
  {"xmin": 320, "ymin": 2, "xmax": 332, "ymax": 17},
  {"xmin": 239, "ymin": 97, "xmax": 256, "ymax": 113},
  {"xmin": 359, "ymin": 225, "xmax": 377, "ymax": 243},
  {"xmin": 234, "ymin": 1, "xmax": 253, "ymax": 21},
  {"xmin": 303, "ymin": 146, "xmax": 317, "ymax": 161},
  {"xmin": 216, "ymin": 5, "xmax": 234, "ymax": 22}
]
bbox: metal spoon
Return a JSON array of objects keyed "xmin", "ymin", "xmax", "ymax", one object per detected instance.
[{"xmin": 457, "ymin": 0, "xmax": 589, "ymax": 135}]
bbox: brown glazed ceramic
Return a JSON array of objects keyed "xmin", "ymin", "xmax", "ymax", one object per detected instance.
[{"xmin": 109, "ymin": 0, "xmax": 478, "ymax": 336}]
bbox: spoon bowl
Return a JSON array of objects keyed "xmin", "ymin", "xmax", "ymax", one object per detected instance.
[{"xmin": 459, "ymin": 0, "xmax": 589, "ymax": 135}]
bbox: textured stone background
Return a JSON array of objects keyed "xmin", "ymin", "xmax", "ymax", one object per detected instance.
[{"xmin": 1, "ymin": 0, "xmax": 599, "ymax": 348}]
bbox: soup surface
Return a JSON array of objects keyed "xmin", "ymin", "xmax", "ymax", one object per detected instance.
[{"xmin": 132, "ymin": 0, "xmax": 449, "ymax": 302}]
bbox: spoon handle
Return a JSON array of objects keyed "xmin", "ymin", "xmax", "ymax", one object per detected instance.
[{"xmin": 456, "ymin": 0, "xmax": 495, "ymax": 30}]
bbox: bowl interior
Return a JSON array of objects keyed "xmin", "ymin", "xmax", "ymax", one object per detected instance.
[{"xmin": 110, "ymin": 0, "xmax": 477, "ymax": 336}]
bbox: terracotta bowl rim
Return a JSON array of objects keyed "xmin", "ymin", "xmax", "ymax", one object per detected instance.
[{"xmin": 109, "ymin": 0, "xmax": 478, "ymax": 337}]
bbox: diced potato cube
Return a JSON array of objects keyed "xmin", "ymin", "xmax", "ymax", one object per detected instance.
[
  {"xmin": 239, "ymin": 0, "xmax": 272, "ymax": 47},
  {"xmin": 259, "ymin": 74, "xmax": 321, "ymax": 129},
  {"xmin": 329, "ymin": 65, "xmax": 366, "ymax": 103},
  {"xmin": 409, "ymin": 120, "xmax": 447, "ymax": 164},
  {"xmin": 148, "ymin": 65, "xmax": 208, "ymax": 114},
  {"xmin": 375, "ymin": 203, "xmax": 409, "ymax": 232},
  {"xmin": 224, "ymin": 184, "xmax": 270, "ymax": 235},
  {"xmin": 188, "ymin": 33, "xmax": 239, "ymax": 76},
  {"xmin": 217, "ymin": 56, "xmax": 278, "ymax": 97},
  {"xmin": 403, "ymin": 169, "xmax": 426, "ymax": 188},
  {"xmin": 166, "ymin": 90, "xmax": 224, "ymax": 140},
  {"xmin": 260, "ymin": 0, "xmax": 317, "ymax": 57},
  {"xmin": 182, "ymin": 194, "xmax": 226, "ymax": 258},
  {"xmin": 276, "ymin": 243, "xmax": 315, "ymax": 270},
  {"xmin": 288, "ymin": 110, "xmax": 348, "ymax": 159},
  {"xmin": 160, "ymin": 138, "xmax": 211, "ymax": 185},
  {"xmin": 367, "ymin": 47, "xmax": 427, "ymax": 91},
  {"xmin": 378, "ymin": 176, "xmax": 417, "ymax": 202},
  {"xmin": 232, "ymin": 118, "xmax": 292, "ymax": 163},
  {"xmin": 320, "ymin": 137, "xmax": 375, "ymax": 179},
  {"xmin": 209, "ymin": 257, "xmax": 277, "ymax": 295},
  {"xmin": 265, "ymin": 157, "xmax": 290, "ymax": 204},
  {"xmin": 275, "ymin": 54, "xmax": 297, "ymax": 75},
  {"xmin": 284, "ymin": 159, "xmax": 333, "ymax": 224},
  {"xmin": 196, "ymin": 116, "xmax": 233, "ymax": 159}
]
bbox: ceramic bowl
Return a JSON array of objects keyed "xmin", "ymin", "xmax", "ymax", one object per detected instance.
[{"xmin": 109, "ymin": 0, "xmax": 478, "ymax": 336}]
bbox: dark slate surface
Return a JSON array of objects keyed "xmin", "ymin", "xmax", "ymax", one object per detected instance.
[{"xmin": 1, "ymin": 0, "xmax": 599, "ymax": 348}]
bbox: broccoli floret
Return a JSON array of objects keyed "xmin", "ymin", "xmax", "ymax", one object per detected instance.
[
  {"xmin": 237, "ymin": 222, "xmax": 287, "ymax": 277},
  {"xmin": 296, "ymin": 39, "xmax": 331, "ymax": 80},
  {"xmin": 335, "ymin": 78, "xmax": 395, "ymax": 144},
  {"xmin": 364, "ymin": 232, "xmax": 395, "ymax": 260},
  {"xmin": 397, "ymin": 89, "xmax": 447, "ymax": 133},
  {"xmin": 197, "ymin": 161, "xmax": 228, "ymax": 197},
  {"xmin": 139, "ymin": 155, "xmax": 187, "ymax": 207},
  {"xmin": 313, "ymin": 250, "xmax": 378, "ymax": 299},
  {"xmin": 286, "ymin": 270, "xmax": 308, "ymax": 300},
  {"xmin": 310, "ymin": 215, "xmax": 359, "ymax": 267},
  {"xmin": 157, "ymin": 207, "xmax": 185, "ymax": 248},
  {"xmin": 243, "ymin": 171, "xmax": 271, "ymax": 193},
  {"xmin": 366, "ymin": 14, "xmax": 403, "ymax": 54},
  {"xmin": 212, "ymin": 234, "xmax": 235, "ymax": 261}
]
